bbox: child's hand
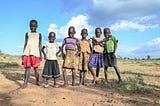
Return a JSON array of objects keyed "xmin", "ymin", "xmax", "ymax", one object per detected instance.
[
  {"xmin": 111, "ymin": 53, "xmax": 115, "ymax": 59},
  {"xmin": 44, "ymin": 55, "xmax": 46, "ymax": 60},
  {"xmin": 76, "ymin": 52, "xmax": 80, "ymax": 57},
  {"xmin": 56, "ymin": 53, "xmax": 58, "ymax": 57},
  {"xmin": 62, "ymin": 54, "xmax": 65, "ymax": 60}
]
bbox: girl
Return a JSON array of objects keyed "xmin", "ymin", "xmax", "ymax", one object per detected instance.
[
  {"xmin": 62, "ymin": 26, "xmax": 79, "ymax": 86},
  {"xmin": 22, "ymin": 20, "xmax": 42, "ymax": 89},
  {"xmin": 78, "ymin": 28, "xmax": 91, "ymax": 85},
  {"xmin": 42, "ymin": 32, "xmax": 61, "ymax": 88},
  {"xmin": 88, "ymin": 28, "xmax": 104, "ymax": 83},
  {"xmin": 103, "ymin": 28, "xmax": 122, "ymax": 84}
]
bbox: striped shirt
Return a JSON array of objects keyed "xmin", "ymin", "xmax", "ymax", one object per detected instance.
[{"xmin": 62, "ymin": 37, "xmax": 78, "ymax": 51}]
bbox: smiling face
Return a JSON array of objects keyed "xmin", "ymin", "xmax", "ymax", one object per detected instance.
[
  {"xmin": 48, "ymin": 32, "xmax": 56, "ymax": 42},
  {"xmin": 30, "ymin": 20, "xmax": 37, "ymax": 32},
  {"xmin": 81, "ymin": 29, "xmax": 88, "ymax": 39},
  {"xmin": 95, "ymin": 28, "xmax": 102, "ymax": 38},
  {"xmin": 68, "ymin": 27, "xmax": 76, "ymax": 38},
  {"xmin": 104, "ymin": 28, "xmax": 111, "ymax": 38}
]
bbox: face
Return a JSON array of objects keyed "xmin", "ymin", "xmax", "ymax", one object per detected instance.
[
  {"xmin": 68, "ymin": 28, "xmax": 75, "ymax": 38},
  {"xmin": 104, "ymin": 28, "xmax": 111, "ymax": 38},
  {"xmin": 48, "ymin": 32, "xmax": 56, "ymax": 42},
  {"xmin": 30, "ymin": 22, "xmax": 37, "ymax": 32},
  {"xmin": 81, "ymin": 30, "xmax": 88, "ymax": 39},
  {"xmin": 95, "ymin": 29, "xmax": 101, "ymax": 37}
]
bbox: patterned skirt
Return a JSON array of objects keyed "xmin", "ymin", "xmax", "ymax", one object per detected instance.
[
  {"xmin": 88, "ymin": 53, "xmax": 104, "ymax": 68},
  {"xmin": 63, "ymin": 50, "xmax": 78, "ymax": 69},
  {"xmin": 42, "ymin": 60, "xmax": 60, "ymax": 79},
  {"xmin": 104, "ymin": 53, "xmax": 117, "ymax": 67},
  {"xmin": 78, "ymin": 52, "xmax": 90, "ymax": 71}
]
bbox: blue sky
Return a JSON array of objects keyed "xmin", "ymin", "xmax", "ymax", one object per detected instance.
[{"xmin": 0, "ymin": 0, "xmax": 160, "ymax": 58}]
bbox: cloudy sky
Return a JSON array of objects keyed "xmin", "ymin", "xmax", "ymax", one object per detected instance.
[{"xmin": 0, "ymin": 0, "xmax": 160, "ymax": 58}]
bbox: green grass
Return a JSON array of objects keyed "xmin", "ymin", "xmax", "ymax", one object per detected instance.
[{"xmin": 0, "ymin": 62, "xmax": 19, "ymax": 68}]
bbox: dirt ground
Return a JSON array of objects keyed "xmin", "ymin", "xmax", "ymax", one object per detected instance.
[{"xmin": 0, "ymin": 59, "xmax": 160, "ymax": 106}]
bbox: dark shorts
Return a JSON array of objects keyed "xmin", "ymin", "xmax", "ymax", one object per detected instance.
[{"xmin": 104, "ymin": 53, "xmax": 117, "ymax": 67}]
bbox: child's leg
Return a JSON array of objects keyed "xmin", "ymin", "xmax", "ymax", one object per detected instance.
[
  {"xmin": 53, "ymin": 78, "xmax": 59, "ymax": 88},
  {"xmin": 113, "ymin": 66, "xmax": 122, "ymax": 83},
  {"xmin": 82, "ymin": 71, "xmax": 86, "ymax": 85},
  {"xmin": 88, "ymin": 67, "xmax": 96, "ymax": 83},
  {"xmin": 22, "ymin": 67, "xmax": 30, "ymax": 89},
  {"xmin": 62, "ymin": 68, "xmax": 68, "ymax": 85},
  {"xmin": 44, "ymin": 78, "xmax": 49, "ymax": 88},
  {"xmin": 53, "ymin": 78, "xmax": 56, "ymax": 85},
  {"xmin": 45, "ymin": 78, "xmax": 49, "ymax": 84},
  {"xmin": 96, "ymin": 67, "xmax": 100, "ymax": 80},
  {"xmin": 71, "ymin": 69, "xmax": 76, "ymax": 86},
  {"xmin": 104, "ymin": 66, "xmax": 108, "ymax": 83},
  {"xmin": 79, "ymin": 70, "xmax": 83, "ymax": 85},
  {"xmin": 34, "ymin": 67, "xmax": 40, "ymax": 85}
]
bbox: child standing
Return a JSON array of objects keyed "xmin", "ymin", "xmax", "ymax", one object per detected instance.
[
  {"xmin": 103, "ymin": 28, "xmax": 122, "ymax": 83},
  {"xmin": 42, "ymin": 32, "xmax": 61, "ymax": 88},
  {"xmin": 88, "ymin": 28, "xmax": 104, "ymax": 83},
  {"xmin": 22, "ymin": 20, "xmax": 42, "ymax": 89},
  {"xmin": 62, "ymin": 26, "xmax": 79, "ymax": 86},
  {"xmin": 78, "ymin": 29, "xmax": 91, "ymax": 85}
]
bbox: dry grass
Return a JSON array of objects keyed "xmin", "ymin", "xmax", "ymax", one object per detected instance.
[{"xmin": 1, "ymin": 55, "xmax": 160, "ymax": 106}]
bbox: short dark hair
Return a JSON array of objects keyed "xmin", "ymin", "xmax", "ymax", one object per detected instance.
[
  {"xmin": 68, "ymin": 26, "xmax": 76, "ymax": 33},
  {"xmin": 95, "ymin": 27, "xmax": 102, "ymax": 34},
  {"xmin": 103, "ymin": 28, "xmax": 111, "ymax": 34},
  {"xmin": 29, "ymin": 19, "xmax": 38, "ymax": 26}
]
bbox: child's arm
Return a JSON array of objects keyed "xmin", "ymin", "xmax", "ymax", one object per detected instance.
[
  {"xmin": 23, "ymin": 33, "xmax": 28, "ymax": 52},
  {"xmin": 112, "ymin": 37, "xmax": 118, "ymax": 58},
  {"xmin": 61, "ymin": 40, "xmax": 65, "ymax": 60},
  {"xmin": 98, "ymin": 38, "xmax": 107, "ymax": 47},
  {"xmin": 41, "ymin": 46, "xmax": 46, "ymax": 60},
  {"xmin": 76, "ymin": 40, "xmax": 81, "ymax": 56},
  {"xmin": 90, "ymin": 37, "xmax": 98, "ymax": 45},
  {"xmin": 39, "ymin": 33, "xmax": 42, "ymax": 60},
  {"xmin": 56, "ymin": 46, "xmax": 61, "ymax": 57}
]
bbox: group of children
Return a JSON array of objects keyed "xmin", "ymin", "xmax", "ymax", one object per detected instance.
[{"xmin": 21, "ymin": 20, "xmax": 122, "ymax": 89}]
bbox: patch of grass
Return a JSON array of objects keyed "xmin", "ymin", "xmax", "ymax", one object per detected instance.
[
  {"xmin": 0, "ymin": 62, "xmax": 19, "ymax": 68},
  {"xmin": 95, "ymin": 75, "xmax": 153, "ymax": 95},
  {"xmin": 116, "ymin": 75, "xmax": 153, "ymax": 95}
]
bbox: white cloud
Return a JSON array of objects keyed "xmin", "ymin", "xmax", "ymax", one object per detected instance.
[
  {"xmin": 116, "ymin": 37, "xmax": 160, "ymax": 58},
  {"xmin": 132, "ymin": 37, "xmax": 160, "ymax": 58},
  {"xmin": 148, "ymin": 37, "xmax": 160, "ymax": 46},
  {"xmin": 110, "ymin": 20, "xmax": 158, "ymax": 32},
  {"xmin": 88, "ymin": 0, "xmax": 160, "ymax": 26},
  {"xmin": 116, "ymin": 45, "xmax": 140, "ymax": 58},
  {"xmin": 48, "ymin": 15, "xmax": 93, "ymax": 39}
]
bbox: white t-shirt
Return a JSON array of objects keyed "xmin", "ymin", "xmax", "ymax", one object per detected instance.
[{"xmin": 44, "ymin": 42, "xmax": 60, "ymax": 60}]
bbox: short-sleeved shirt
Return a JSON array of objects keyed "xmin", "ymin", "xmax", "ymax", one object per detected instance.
[
  {"xmin": 92, "ymin": 37, "xmax": 104, "ymax": 53},
  {"xmin": 62, "ymin": 37, "xmax": 78, "ymax": 51},
  {"xmin": 104, "ymin": 35, "xmax": 118, "ymax": 53},
  {"xmin": 44, "ymin": 42, "xmax": 60, "ymax": 60}
]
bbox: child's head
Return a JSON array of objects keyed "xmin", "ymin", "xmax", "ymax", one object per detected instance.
[
  {"xmin": 95, "ymin": 28, "xmax": 102, "ymax": 37},
  {"xmin": 29, "ymin": 20, "xmax": 38, "ymax": 32},
  {"xmin": 81, "ymin": 28, "xmax": 88, "ymax": 39},
  {"xmin": 68, "ymin": 26, "xmax": 76, "ymax": 38},
  {"xmin": 48, "ymin": 32, "xmax": 56, "ymax": 42},
  {"xmin": 103, "ymin": 28, "xmax": 111, "ymax": 38}
]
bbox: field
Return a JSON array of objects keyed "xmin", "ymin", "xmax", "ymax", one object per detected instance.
[{"xmin": 0, "ymin": 54, "xmax": 160, "ymax": 106}]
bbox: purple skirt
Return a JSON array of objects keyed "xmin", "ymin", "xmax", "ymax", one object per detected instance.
[{"xmin": 88, "ymin": 53, "xmax": 104, "ymax": 68}]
